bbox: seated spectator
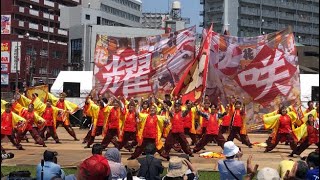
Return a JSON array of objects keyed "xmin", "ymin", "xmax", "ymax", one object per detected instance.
[
  {"xmin": 104, "ymin": 148, "xmax": 127, "ymax": 179},
  {"xmin": 162, "ymin": 156, "xmax": 197, "ymax": 180},
  {"xmin": 36, "ymin": 150, "xmax": 65, "ymax": 180},
  {"xmin": 126, "ymin": 159, "xmax": 140, "ymax": 179},
  {"xmin": 218, "ymin": 141, "xmax": 246, "ymax": 180},
  {"xmin": 278, "ymin": 159, "xmax": 295, "ymax": 179},
  {"xmin": 257, "ymin": 167, "xmax": 280, "ymax": 180},
  {"xmin": 306, "ymin": 152, "xmax": 319, "ymax": 180},
  {"xmin": 178, "ymin": 154, "xmax": 199, "ymax": 180},
  {"xmin": 137, "ymin": 143, "xmax": 164, "ymax": 180},
  {"xmin": 76, "ymin": 153, "xmax": 111, "ymax": 180}
]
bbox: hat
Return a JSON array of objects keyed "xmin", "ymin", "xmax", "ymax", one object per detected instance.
[
  {"xmin": 127, "ymin": 159, "xmax": 140, "ymax": 172},
  {"xmin": 79, "ymin": 155, "xmax": 111, "ymax": 180},
  {"xmin": 223, "ymin": 141, "xmax": 239, "ymax": 157},
  {"xmin": 257, "ymin": 167, "xmax": 280, "ymax": 180},
  {"xmin": 166, "ymin": 157, "xmax": 188, "ymax": 177},
  {"xmin": 174, "ymin": 100, "xmax": 182, "ymax": 106},
  {"xmin": 59, "ymin": 92, "xmax": 67, "ymax": 98},
  {"xmin": 43, "ymin": 150, "xmax": 58, "ymax": 161}
]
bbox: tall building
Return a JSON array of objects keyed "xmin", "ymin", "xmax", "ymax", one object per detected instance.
[
  {"xmin": 201, "ymin": 0, "xmax": 319, "ymax": 46},
  {"xmin": 142, "ymin": 13, "xmax": 170, "ymax": 29},
  {"xmin": 60, "ymin": 0, "xmax": 163, "ymax": 72},
  {"xmin": 1, "ymin": 0, "xmax": 80, "ymax": 92}
]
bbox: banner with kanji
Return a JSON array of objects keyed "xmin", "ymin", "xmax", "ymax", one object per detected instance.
[
  {"xmin": 206, "ymin": 28, "xmax": 300, "ymax": 131},
  {"xmin": 93, "ymin": 26, "xmax": 196, "ymax": 98}
]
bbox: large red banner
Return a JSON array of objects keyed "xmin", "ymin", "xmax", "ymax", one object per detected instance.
[
  {"xmin": 93, "ymin": 27, "xmax": 196, "ymax": 98},
  {"xmin": 206, "ymin": 28, "xmax": 300, "ymax": 131}
]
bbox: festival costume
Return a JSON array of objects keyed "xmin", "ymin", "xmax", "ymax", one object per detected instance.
[
  {"xmin": 129, "ymin": 113, "xmax": 167, "ymax": 159},
  {"xmin": 50, "ymin": 93, "xmax": 79, "ymax": 140},
  {"xmin": 264, "ymin": 110, "xmax": 298, "ymax": 152},
  {"xmin": 162, "ymin": 111, "xmax": 193, "ymax": 158},
  {"xmin": 227, "ymin": 107, "xmax": 252, "ymax": 148},
  {"xmin": 291, "ymin": 109, "xmax": 319, "ymax": 155},
  {"xmin": 1, "ymin": 108, "xmax": 26, "ymax": 150},
  {"xmin": 11, "ymin": 101, "xmax": 46, "ymax": 146},
  {"xmin": 118, "ymin": 108, "xmax": 138, "ymax": 150},
  {"xmin": 193, "ymin": 113, "xmax": 226, "ymax": 153},
  {"xmin": 40, "ymin": 105, "xmax": 61, "ymax": 143},
  {"xmin": 100, "ymin": 105, "xmax": 125, "ymax": 149},
  {"xmin": 181, "ymin": 106, "xmax": 198, "ymax": 145}
]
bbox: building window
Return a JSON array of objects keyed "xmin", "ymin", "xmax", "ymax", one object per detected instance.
[
  {"xmin": 52, "ymin": 69, "xmax": 60, "ymax": 77},
  {"xmin": 39, "ymin": 67, "xmax": 47, "ymax": 75},
  {"xmin": 85, "ymin": 14, "xmax": 90, "ymax": 20},
  {"xmin": 97, "ymin": 16, "xmax": 101, "ymax": 25},
  {"xmin": 71, "ymin": 39, "xmax": 82, "ymax": 64}
]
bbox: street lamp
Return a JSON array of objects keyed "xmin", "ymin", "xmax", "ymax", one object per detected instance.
[
  {"xmin": 298, "ymin": 35, "xmax": 301, "ymax": 43},
  {"xmin": 260, "ymin": 19, "xmax": 264, "ymax": 35},
  {"xmin": 46, "ymin": 8, "xmax": 54, "ymax": 85}
]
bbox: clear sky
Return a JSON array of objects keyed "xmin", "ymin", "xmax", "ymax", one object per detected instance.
[{"xmin": 142, "ymin": 0, "xmax": 202, "ymax": 33}]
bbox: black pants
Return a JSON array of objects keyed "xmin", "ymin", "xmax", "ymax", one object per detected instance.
[
  {"xmin": 56, "ymin": 121, "xmax": 77, "ymax": 140},
  {"xmin": 265, "ymin": 133, "xmax": 296, "ymax": 152},
  {"xmin": 40, "ymin": 126, "xmax": 60, "ymax": 143},
  {"xmin": 227, "ymin": 126, "xmax": 252, "ymax": 147},
  {"xmin": 101, "ymin": 129, "xmax": 119, "ymax": 148}
]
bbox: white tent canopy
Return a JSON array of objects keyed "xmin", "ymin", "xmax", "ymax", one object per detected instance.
[
  {"xmin": 300, "ymin": 74, "xmax": 319, "ymax": 108},
  {"xmin": 50, "ymin": 71, "xmax": 93, "ymax": 97}
]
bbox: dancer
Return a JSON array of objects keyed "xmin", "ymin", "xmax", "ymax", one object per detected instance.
[
  {"xmin": 101, "ymin": 97, "xmax": 125, "ymax": 149},
  {"xmin": 40, "ymin": 99, "xmax": 62, "ymax": 143},
  {"xmin": 193, "ymin": 104, "xmax": 226, "ymax": 153},
  {"xmin": 219, "ymin": 104, "xmax": 231, "ymax": 134},
  {"xmin": 54, "ymin": 92, "xmax": 79, "ymax": 141},
  {"xmin": 182, "ymin": 100, "xmax": 198, "ymax": 145},
  {"xmin": 118, "ymin": 100, "xmax": 139, "ymax": 151},
  {"xmin": 11, "ymin": 102, "xmax": 47, "ymax": 147},
  {"xmin": 227, "ymin": 101, "xmax": 253, "ymax": 148},
  {"xmin": 290, "ymin": 113, "xmax": 319, "ymax": 157},
  {"xmin": 1, "ymin": 103, "xmax": 25, "ymax": 150},
  {"xmin": 264, "ymin": 106, "xmax": 297, "ymax": 152},
  {"xmin": 162, "ymin": 100, "xmax": 194, "ymax": 159},
  {"xmin": 128, "ymin": 105, "xmax": 168, "ymax": 160}
]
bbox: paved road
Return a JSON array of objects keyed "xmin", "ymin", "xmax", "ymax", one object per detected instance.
[{"xmin": 2, "ymin": 128, "xmax": 317, "ymax": 171}]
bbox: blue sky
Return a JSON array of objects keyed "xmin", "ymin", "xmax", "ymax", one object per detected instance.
[{"xmin": 142, "ymin": 0, "xmax": 202, "ymax": 33}]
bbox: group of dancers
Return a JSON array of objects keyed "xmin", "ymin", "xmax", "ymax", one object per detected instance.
[{"xmin": 1, "ymin": 91, "xmax": 319, "ymax": 160}]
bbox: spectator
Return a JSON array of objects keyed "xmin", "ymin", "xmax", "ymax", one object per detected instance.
[
  {"xmin": 256, "ymin": 167, "xmax": 280, "ymax": 180},
  {"xmin": 137, "ymin": 143, "xmax": 164, "ymax": 180},
  {"xmin": 218, "ymin": 141, "xmax": 246, "ymax": 180},
  {"xmin": 306, "ymin": 152, "xmax": 319, "ymax": 180},
  {"xmin": 92, "ymin": 143, "xmax": 104, "ymax": 155},
  {"xmin": 36, "ymin": 150, "xmax": 65, "ymax": 180},
  {"xmin": 278, "ymin": 159, "xmax": 295, "ymax": 179},
  {"xmin": 76, "ymin": 153, "xmax": 111, "ymax": 180},
  {"xmin": 104, "ymin": 148, "xmax": 127, "ymax": 180},
  {"xmin": 124, "ymin": 159, "xmax": 143, "ymax": 180},
  {"xmin": 178, "ymin": 154, "xmax": 199, "ymax": 180},
  {"xmin": 162, "ymin": 156, "xmax": 198, "ymax": 180}
]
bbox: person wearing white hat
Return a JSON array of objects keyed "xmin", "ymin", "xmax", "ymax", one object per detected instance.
[
  {"xmin": 162, "ymin": 156, "xmax": 197, "ymax": 180},
  {"xmin": 218, "ymin": 141, "xmax": 246, "ymax": 180},
  {"xmin": 256, "ymin": 167, "xmax": 280, "ymax": 180}
]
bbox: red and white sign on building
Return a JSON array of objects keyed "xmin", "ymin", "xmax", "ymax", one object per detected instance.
[{"xmin": 1, "ymin": 41, "xmax": 10, "ymax": 64}]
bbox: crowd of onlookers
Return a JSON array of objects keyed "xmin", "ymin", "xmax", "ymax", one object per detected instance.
[{"xmin": 1, "ymin": 141, "xmax": 319, "ymax": 180}]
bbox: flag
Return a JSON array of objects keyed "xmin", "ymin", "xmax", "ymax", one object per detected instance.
[
  {"xmin": 172, "ymin": 25, "xmax": 213, "ymax": 103},
  {"xmin": 26, "ymin": 85, "xmax": 49, "ymax": 102}
]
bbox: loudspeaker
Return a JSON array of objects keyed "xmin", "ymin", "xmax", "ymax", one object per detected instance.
[
  {"xmin": 311, "ymin": 86, "xmax": 319, "ymax": 101},
  {"xmin": 63, "ymin": 82, "xmax": 80, "ymax": 97}
]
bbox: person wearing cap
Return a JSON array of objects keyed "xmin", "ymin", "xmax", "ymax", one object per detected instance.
[
  {"xmin": 218, "ymin": 141, "xmax": 246, "ymax": 180},
  {"xmin": 162, "ymin": 156, "xmax": 197, "ymax": 180},
  {"xmin": 40, "ymin": 99, "xmax": 61, "ymax": 143},
  {"xmin": 306, "ymin": 151, "xmax": 319, "ymax": 180},
  {"xmin": 54, "ymin": 92, "xmax": 79, "ymax": 141},
  {"xmin": 162, "ymin": 100, "xmax": 194, "ymax": 159},
  {"xmin": 128, "ymin": 105, "xmax": 169, "ymax": 160},
  {"xmin": 227, "ymin": 101, "xmax": 253, "ymax": 148},
  {"xmin": 193, "ymin": 104, "xmax": 226, "ymax": 153},
  {"xmin": 118, "ymin": 101, "xmax": 139, "ymax": 151},
  {"xmin": 36, "ymin": 150, "xmax": 65, "ymax": 180},
  {"xmin": 76, "ymin": 151, "xmax": 111, "ymax": 180},
  {"xmin": 264, "ymin": 106, "xmax": 298, "ymax": 153},
  {"xmin": 13, "ymin": 103, "xmax": 47, "ymax": 147},
  {"xmin": 256, "ymin": 167, "xmax": 280, "ymax": 180},
  {"xmin": 1, "ymin": 102, "xmax": 26, "ymax": 150}
]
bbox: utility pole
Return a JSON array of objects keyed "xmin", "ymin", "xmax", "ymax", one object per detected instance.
[{"xmin": 15, "ymin": 42, "xmax": 19, "ymax": 90}]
